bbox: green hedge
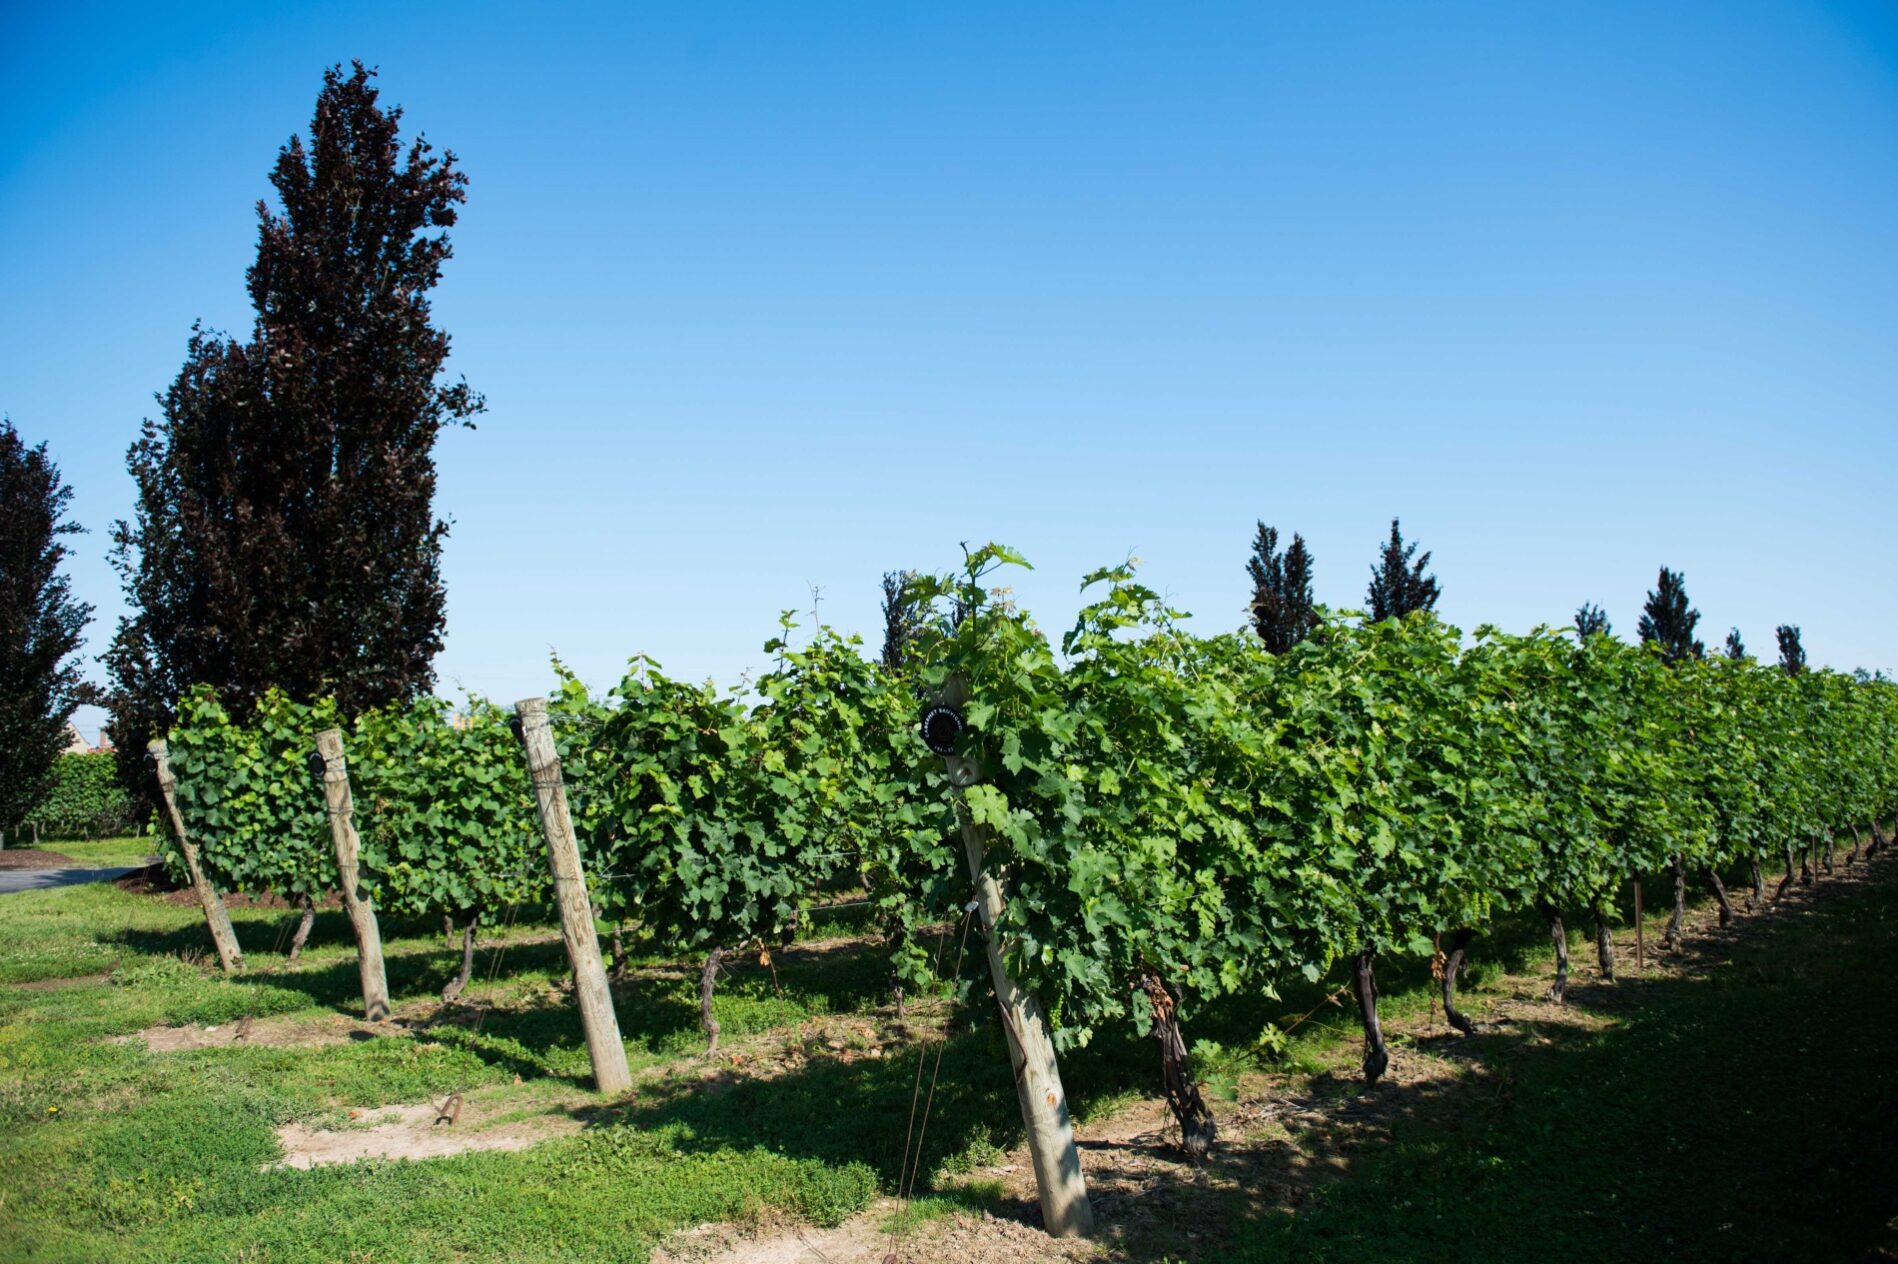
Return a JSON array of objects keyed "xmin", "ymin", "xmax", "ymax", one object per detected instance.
[{"xmin": 22, "ymin": 753, "xmax": 138, "ymax": 840}]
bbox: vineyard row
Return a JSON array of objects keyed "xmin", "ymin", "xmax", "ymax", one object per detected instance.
[{"xmin": 152, "ymin": 546, "xmax": 1898, "ymax": 1229}]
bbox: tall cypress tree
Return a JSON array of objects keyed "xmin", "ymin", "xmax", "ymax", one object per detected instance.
[
  {"xmin": 1775, "ymin": 624, "xmax": 1806, "ymax": 676},
  {"xmin": 0, "ymin": 422, "xmax": 94, "ymax": 834},
  {"xmin": 1246, "ymin": 522, "xmax": 1318, "ymax": 652},
  {"xmin": 879, "ymin": 570, "xmax": 928, "ymax": 672},
  {"xmin": 1724, "ymin": 627, "xmax": 1746, "ymax": 660},
  {"xmin": 1575, "ymin": 603, "xmax": 1611, "ymax": 639},
  {"xmin": 1636, "ymin": 567, "xmax": 1704, "ymax": 665},
  {"xmin": 105, "ymin": 63, "xmax": 481, "ymax": 779},
  {"xmin": 1365, "ymin": 518, "xmax": 1439, "ymax": 622}
]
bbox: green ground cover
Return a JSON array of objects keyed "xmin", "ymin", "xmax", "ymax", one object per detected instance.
[
  {"xmin": 0, "ymin": 886, "xmax": 894, "ymax": 1263},
  {"xmin": 28, "ymin": 837, "xmax": 161, "ymax": 868},
  {"xmin": 1, "ymin": 851, "xmax": 1893, "ymax": 1263}
]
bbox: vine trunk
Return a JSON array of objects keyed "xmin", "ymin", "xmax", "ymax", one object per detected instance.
[
  {"xmin": 1440, "ymin": 928, "xmax": 1476, "ymax": 1035},
  {"xmin": 701, "ymin": 947, "xmax": 724, "ymax": 1054},
  {"xmin": 1352, "ymin": 950, "xmax": 1388, "ymax": 1084},
  {"xmin": 1141, "ymin": 973, "xmax": 1216, "ymax": 1162}
]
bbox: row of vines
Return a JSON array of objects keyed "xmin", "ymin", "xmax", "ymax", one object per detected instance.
[
  {"xmin": 21, "ymin": 752, "xmax": 137, "ymax": 840},
  {"xmin": 158, "ymin": 544, "xmax": 1898, "ymax": 1155}
]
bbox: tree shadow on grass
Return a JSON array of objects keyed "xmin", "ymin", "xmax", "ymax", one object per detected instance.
[
  {"xmin": 607, "ymin": 1018, "xmax": 1033, "ymax": 1184},
  {"xmin": 106, "ymin": 908, "xmax": 340, "ymax": 964},
  {"xmin": 589, "ymin": 989, "xmax": 1606, "ymax": 1259},
  {"xmin": 1202, "ymin": 856, "xmax": 1898, "ymax": 1264},
  {"xmin": 135, "ymin": 930, "xmax": 934, "ymax": 1089},
  {"xmin": 96, "ymin": 924, "xmax": 572, "ymax": 1042}
]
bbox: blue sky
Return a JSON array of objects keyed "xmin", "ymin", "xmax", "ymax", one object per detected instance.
[{"xmin": 5, "ymin": 2, "xmax": 1896, "ymax": 739}]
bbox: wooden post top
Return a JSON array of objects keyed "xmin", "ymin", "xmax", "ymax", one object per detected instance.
[
  {"xmin": 314, "ymin": 728, "xmax": 348, "ymax": 780},
  {"xmin": 514, "ymin": 699, "xmax": 558, "ymax": 772},
  {"xmin": 147, "ymin": 738, "xmax": 175, "ymax": 789}
]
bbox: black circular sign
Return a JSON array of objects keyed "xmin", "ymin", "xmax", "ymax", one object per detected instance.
[
  {"xmin": 306, "ymin": 749, "xmax": 328, "ymax": 781},
  {"xmin": 921, "ymin": 705, "xmax": 964, "ymax": 756}
]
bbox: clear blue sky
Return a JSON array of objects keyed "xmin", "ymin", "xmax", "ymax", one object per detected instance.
[{"xmin": 6, "ymin": 2, "xmax": 1896, "ymax": 740}]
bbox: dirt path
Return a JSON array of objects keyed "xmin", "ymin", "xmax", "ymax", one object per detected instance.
[
  {"xmin": 121, "ymin": 1011, "xmax": 402, "ymax": 1052},
  {"xmin": 0, "ymin": 849, "xmax": 81, "ymax": 869}
]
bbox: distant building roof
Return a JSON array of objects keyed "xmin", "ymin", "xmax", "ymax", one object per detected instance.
[{"xmin": 61, "ymin": 723, "xmax": 90, "ymax": 755}]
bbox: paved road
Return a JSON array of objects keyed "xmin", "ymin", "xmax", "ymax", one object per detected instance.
[{"xmin": 0, "ymin": 864, "xmax": 147, "ymax": 895}]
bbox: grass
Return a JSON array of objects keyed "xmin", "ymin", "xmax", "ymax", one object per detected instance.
[
  {"xmin": 878, "ymin": 1179, "xmax": 1010, "ymax": 1234},
  {"xmin": 0, "ymin": 871, "xmax": 1148, "ymax": 1262},
  {"xmin": 0, "ymin": 883, "xmax": 893, "ymax": 1263},
  {"xmin": 1, "ymin": 848, "xmax": 1894, "ymax": 1262},
  {"xmin": 1, "ymin": 835, "xmax": 160, "ymax": 867},
  {"xmin": 46, "ymin": 836, "xmax": 164, "ymax": 867}
]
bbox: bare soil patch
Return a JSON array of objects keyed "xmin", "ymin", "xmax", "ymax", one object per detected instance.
[
  {"xmin": 274, "ymin": 1099, "xmax": 582, "ymax": 1169},
  {"xmin": 655, "ymin": 1199, "xmax": 1100, "ymax": 1264},
  {"xmin": 0, "ymin": 849, "xmax": 80, "ymax": 870},
  {"xmin": 123, "ymin": 1011, "xmax": 394, "ymax": 1052},
  {"xmin": 113, "ymin": 864, "xmax": 179, "ymax": 894}
]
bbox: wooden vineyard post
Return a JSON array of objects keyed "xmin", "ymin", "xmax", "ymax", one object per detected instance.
[
  {"xmin": 314, "ymin": 730, "xmax": 392, "ymax": 1022},
  {"xmin": 1633, "ymin": 878, "xmax": 1644, "ymax": 973},
  {"xmin": 925, "ymin": 680, "xmax": 1095, "ymax": 1239},
  {"xmin": 148, "ymin": 739, "xmax": 244, "ymax": 973},
  {"xmin": 514, "ymin": 698, "xmax": 633, "ymax": 1096}
]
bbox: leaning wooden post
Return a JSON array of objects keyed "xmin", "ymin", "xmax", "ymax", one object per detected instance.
[
  {"xmin": 148, "ymin": 739, "xmax": 244, "ymax": 973},
  {"xmin": 925, "ymin": 680, "xmax": 1094, "ymax": 1238},
  {"xmin": 314, "ymin": 730, "xmax": 392, "ymax": 1022},
  {"xmin": 514, "ymin": 698, "xmax": 633, "ymax": 1096}
]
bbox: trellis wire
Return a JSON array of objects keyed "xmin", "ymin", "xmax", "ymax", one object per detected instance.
[{"xmin": 886, "ymin": 901, "xmax": 979, "ymax": 1264}]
